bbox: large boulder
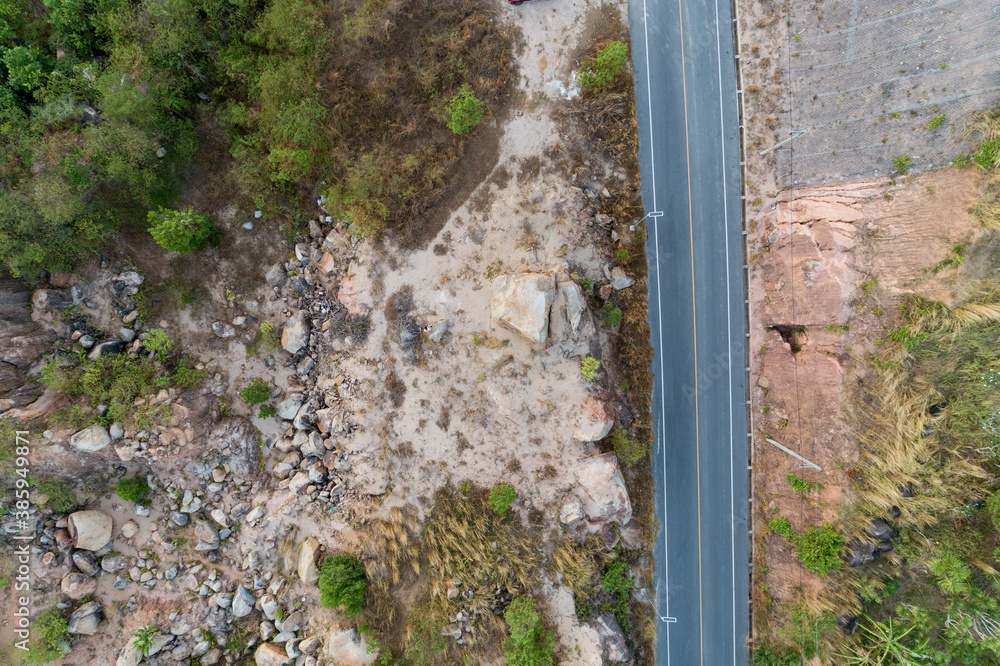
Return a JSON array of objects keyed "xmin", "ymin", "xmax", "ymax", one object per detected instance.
[
  {"xmin": 67, "ymin": 601, "xmax": 103, "ymax": 635},
  {"xmin": 297, "ymin": 537, "xmax": 321, "ymax": 582},
  {"xmin": 323, "ymin": 627, "xmax": 376, "ymax": 666},
  {"xmin": 282, "ymin": 312, "xmax": 310, "ymax": 354},
  {"xmin": 590, "ymin": 613, "xmax": 634, "ymax": 664},
  {"xmin": 573, "ymin": 398, "xmax": 615, "ymax": 442},
  {"xmin": 68, "ymin": 510, "xmax": 113, "ymax": 551},
  {"xmin": 490, "ymin": 273, "xmax": 556, "ymax": 344},
  {"xmin": 70, "ymin": 424, "xmax": 112, "ymax": 453},
  {"xmin": 572, "ymin": 453, "xmax": 632, "ymax": 526}
]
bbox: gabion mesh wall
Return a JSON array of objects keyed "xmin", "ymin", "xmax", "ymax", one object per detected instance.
[{"xmin": 774, "ymin": 0, "xmax": 1000, "ymax": 186}]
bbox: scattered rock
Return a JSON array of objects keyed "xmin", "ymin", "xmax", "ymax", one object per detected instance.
[
  {"xmin": 87, "ymin": 338, "xmax": 124, "ymax": 359},
  {"xmin": 276, "ymin": 395, "xmax": 304, "ymax": 421},
  {"xmin": 846, "ymin": 539, "xmax": 879, "ymax": 567},
  {"xmin": 255, "ymin": 643, "xmax": 290, "ymax": 666},
  {"xmin": 560, "ymin": 497, "xmax": 585, "ymax": 525},
  {"xmin": 490, "ymin": 272, "xmax": 556, "ymax": 344},
  {"xmin": 610, "ymin": 267, "xmax": 635, "ymax": 290},
  {"xmin": 266, "ymin": 264, "xmax": 288, "ymax": 288},
  {"xmin": 61, "ymin": 571, "xmax": 98, "ymax": 599},
  {"xmin": 427, "ymin": 320, "xmax": 449, "ymax": 344},
  {"xmin": 590, "ymin": 613, "xmax": 634, "ymax": 664},
  {"xmin": 68, "ymin": 510, "xmax": 113, "ymax": 551},
  {"xmin": 233, "ymin": 584, "xmax": 256, "ymax": 618},
  {"xmin": 282, "ymin": 312, "xmax": 310, "ymax": 354},
  {"xmin": 120, "ymin": 520, "xmax": 139, "ymax": 539},
  {"xmin": 67, "ymin": 600, "xmax": 103, "ymax": 635},
  {"xmin": 573, "ymin": 397, "xmax": 615, "ymax": 442},
  {"xmin": 212, "ymin": 322, "xmax": 237, "ymax": 338},
  {"xmin": 865, "ymin": 518, "xmax": 898, "ymax": 542},
  {"xmin": 323, "ymin": 626, "xmax": 376, "ymax": 666},
  {"xmin": 572, "ymin": 453, "xmax": 632, "ymax": 526},
  {"xmin": 316, "ymin": 253, "xmax": 336, "ymax": 274},
  {"xmin": 297, "ymin": 537, "xmax": 321, "ymax": 582},
  {"xmin": 72, "ymin": 550, "xmax": 99, "ymax": 576},
  {"xmin": 70, "ymin": 424, "xmax": 112, "ymax": 453},
  {"xmin": 118, "ymin": 270, "xmax": 145, "ymax": 287},
  {"xmin": 207, "ymin": 418, "xmax": 263, "ymax": 478}
]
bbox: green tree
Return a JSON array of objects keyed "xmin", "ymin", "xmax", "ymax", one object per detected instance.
[
  {"xmin": 488, "ymin": 483, "xmax": 516, "ymax": 515},
  {"xmin": 147, "ymin": 206, "xmax": 215, "ymax": 254},
  {"xmin": 502, "ymin": 596, "xmax": 555, "ymax": 666},
  {"xmin": 4, "ymin": 46, "xmax": 46, "ymax": 92},
  {"xmin": 794, "ymin": 524, "xmax": 844, "ymax": 576},
  {"xmin": 445, "ymin": 83, "xmax": 483, "ymax": 135},
  {"xmin": 318, "ymin": 554, "xmax": 367, "ymax": 615}
]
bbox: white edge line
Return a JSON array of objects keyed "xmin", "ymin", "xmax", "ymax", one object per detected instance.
[
  {"xmin": 712, "ymin": 0, "xmax": 739, "ymax": 662},
  {"xmin": 640, "ymin": 0, "xmax": 670, "ymax": 662}
]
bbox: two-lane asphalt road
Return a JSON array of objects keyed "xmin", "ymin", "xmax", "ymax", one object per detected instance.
[{"xmin": 627, "ymin": 0, "xmax": 750, "ymax": 662}]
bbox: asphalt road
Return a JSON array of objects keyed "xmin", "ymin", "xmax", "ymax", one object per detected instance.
[{"xmin": 627, "ymin": 0, "xmax": 750, "ymax": 663}]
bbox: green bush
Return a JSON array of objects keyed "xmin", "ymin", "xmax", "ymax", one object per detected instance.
[
  {"xmin": 488, "ymin": 483, "xmax": 516, "ymax": 515},
  {"xmin": 318, "ymin": 554, "xmax": 367, "ymax": 615},
  {"xmin": 601, "ymin": 559, "xmax": 634, "ymax": 597},
  {"xmin": 24, "ymin": 607, "xmax": 69, "ymax": 664},
  {"xmin": 609, "ymin": 426, "xmax": 646, "ymax": 466},
  {"xmin": 602, "ymin": 301, "xmax": 623, "ymax": 328},
  {"xmin": 143, "ymin": 329, "xmax": 173, "ymax": 358},
  {"xmin": 769, "ymin": 517, "xmax": 794, "ymax": 539},
  {"xmin": 579, "ymin": 40, "xmax": 628, "ymax": 92},
  {"xmin": 580, "ymin": 356, "xmax": 600, "ymax": 381},
  {"xmin": 147, "ymin": 207, "xmax": 216, "ymax": 255},
  {"xmin": 36, "ymin": 477, "xmax": 77, "ymax": 513},
  {"xmin": 171, "ymin": 358, "xmax": 207, "ymax": 388},
  {"xmin": 749, "ymin": 645, "xmax": 800, "ymax": 666},
  {"xmin": 502, "ymin": 596, "xmax": 555, "ymax": 666},
  {"xmin": 257, "ymin": 404, "xmax": 277, "ymax": 419},
  {"xmin": 892, "ymin": 154, "xmax": 912, "ymax": 175},
  {"xmin": 115, "ymin": 476, "xmax": 151, "ymax": 506},
  {"xmin": 785, "ymin": 473, "xmax": 820, "ymax": 492},
  {"xmin": 445, "ymin": 83, "xmax": 483, "ymax": 135},
  {"xmin": 795, "ymin": 524, "xmax": 844, "ymax": 576},
  {"xmin": 240, "ymin": 379, "xmax": 271, "ymax": 406}
]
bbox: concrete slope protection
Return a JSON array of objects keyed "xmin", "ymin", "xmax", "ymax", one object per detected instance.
[{"xmin": 627, "ymin": 0, "xmax": 750, "ymax": 663}]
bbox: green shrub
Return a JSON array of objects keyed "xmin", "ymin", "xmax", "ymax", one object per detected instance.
[
  {"xmin": 768, "ymin": 517, "xmax": 794, "ymax": 539},
  {"xmin": 601, "ymin": 559, "xmax": 634, "ymax": 597},
  {"xmin": 171, "ymin": 358, "xmax": 207, "ymax": 388},
  {"xmin": 892, "ymin": 154, "xmax": 912, "ymax": 175},
  {"xmin": 502, "ymin": 596, "xmax": 555, "ymax": 666},
  {"xmin": 975, "ymin": 136, "xmax": 1000, "ymax": 170},
  {"xmin": 131, "ymin": 624, "xmax": 157, "ymax": 657},
  {"xmin": 257, "ymin": 404, "xmax": 277, "ymax": 419},
  {"xmin": 795, "ymin": 524, "xmax": 844, "ymax": 576},
  {"xmin": 240, "ymin": 379, "xmax": 271, "ymax": 406},
  {"xmin": 927, "ymin": 114, "xmax": 946, "ymax": 130},
  {"xmin": 749, "ymin": 645, "xmax": 801, "ymax": 666},
  {"xmin": 36, "ymin": 477, "xmax": 77, "ymax": 513},
  {"xmin": 445, "ymin": 83, "xmax": 483, "ymax": 135},
  {"xmin": 602, "ymin": 301, "xmax": 623, "ymax": 328},
  {"xmin": 147, "ymin": 207, "xmax": 216, "ymax": 255},
  {"xmin": 404, "ymin": 604, "xmax": 449, "ymax": 665},
  {"xmin": 24, "ymin": 607, "xmax": 70, "ymax": 664},
  {"xmin": 580, "ymin": 356, "xmax": 601, "ymax": 381},
  {"xmin": 115, "ymin": 476, "xmax": 151, "ymax": 506},
  {"xmin": 785, "ymin": 473, "xmax": 820, "ymax": 492},
  {"xmin": 609, "ymin": 426, "xmax": 646, "ymax": 466},
  {"xmin": 579, "ymin": 40, "xmax": 628, "ymax": 93},
  {"xmin": 488, "ymin": 483, "xmax": 516, "ymax": 515},
  {"xmin": 143, "ymin": 329, "xmax": 172, "ymax": 358},
  {"xmin": 318, "ymin": 554, "xmax": 367, "ymax": 615}
]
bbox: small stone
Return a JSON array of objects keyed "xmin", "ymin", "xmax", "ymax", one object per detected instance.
[
  {"xmin": 120, "ymin": 520, "xmax": 139, "ymax": 539},
  {"xmin": 212, "ymin": 322, "xmax": 237, "ymax": 338}
]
